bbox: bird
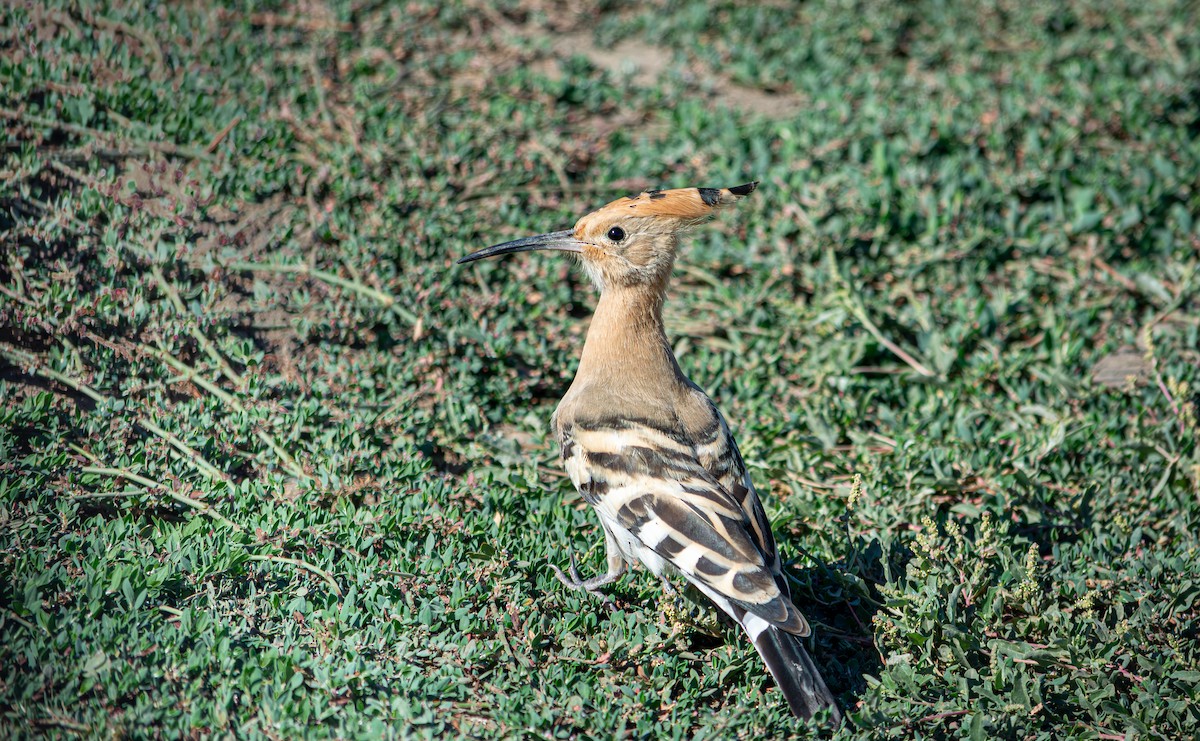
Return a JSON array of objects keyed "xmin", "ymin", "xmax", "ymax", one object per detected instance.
[{"xmin": 458, "ymin": 182, "xmax": 842, "ymax": 724}]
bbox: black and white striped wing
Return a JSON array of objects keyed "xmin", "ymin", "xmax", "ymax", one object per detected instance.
[
  {"xmin": 692, "ymin": 407, "xmax": 785, "ymax": 580},
  {"xmin": 559, "ymin": 418, "xmax": 809, "ymax": 635}
]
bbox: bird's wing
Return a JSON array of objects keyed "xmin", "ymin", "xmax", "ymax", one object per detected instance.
[
  {"xmin": 560, "ymin": 416, "xmax": 809, "ymax": 635},
  {"xmin": 691, "ymin": 405, "xmax": 783, "ymax": 577}
]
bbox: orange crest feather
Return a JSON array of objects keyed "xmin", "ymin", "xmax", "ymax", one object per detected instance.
[{"xmin": 594, "ymin": 182, "xmax": 757, "ymax": 222}]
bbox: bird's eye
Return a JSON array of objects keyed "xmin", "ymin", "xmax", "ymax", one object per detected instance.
[{"xmin": 607, "ymin": 226, "xmax": 626, "ymax": 242}]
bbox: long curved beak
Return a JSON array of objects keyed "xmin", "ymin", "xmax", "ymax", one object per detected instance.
[{"xmin": 457, "ymin": 229, "xmax": 584, "ymax": 264}]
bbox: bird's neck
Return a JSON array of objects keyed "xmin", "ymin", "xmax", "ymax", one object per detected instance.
[{"xmin": 575, "ymin": 286, "xmax": 685, "ymax": 388}]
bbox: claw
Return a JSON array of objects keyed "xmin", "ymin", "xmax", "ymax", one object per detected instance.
[
  {"xmin": 568, "ymin": 552, "xmax": 584, "ymax": 583},
  {"xmin": 549, "ymin": 551, "xmax": 619, "ymax": 611}
]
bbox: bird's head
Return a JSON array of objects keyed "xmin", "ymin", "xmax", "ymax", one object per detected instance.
[{"xmin": 458, "ymin": 182, "xmax": 757, "ymax": 291}]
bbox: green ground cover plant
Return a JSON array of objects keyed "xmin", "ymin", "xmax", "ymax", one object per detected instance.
[{"xmin": 2, "ymin": 0, "xmax": 1198, "ymax": 737}]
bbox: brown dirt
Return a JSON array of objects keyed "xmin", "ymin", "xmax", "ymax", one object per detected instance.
[{"xmin": 542, "ymin": 31, "xmax": 806, "ymax": 120}]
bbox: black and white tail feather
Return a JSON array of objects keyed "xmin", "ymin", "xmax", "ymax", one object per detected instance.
[{"xmin": 755, "ymin": 623, "xmax": 841, "ymax": 721}]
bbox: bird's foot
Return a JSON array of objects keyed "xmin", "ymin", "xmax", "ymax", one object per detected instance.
[{"xmin": 549, "ymin": 553, "xmax": 619, "ymax": 611}]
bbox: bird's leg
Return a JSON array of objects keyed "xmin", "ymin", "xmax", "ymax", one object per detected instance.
[
  {"xmin": 549, "ymin": 552, "xmax": 623, "ymax": 593},
  {"xmin": 549, "ymin": 528, "xmax": 626, "ymax": 610}
]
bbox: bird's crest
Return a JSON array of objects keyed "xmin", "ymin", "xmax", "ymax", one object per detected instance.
[{"xmin": 592, "ymin": 182, "xmax": 757, "ymax": 223}]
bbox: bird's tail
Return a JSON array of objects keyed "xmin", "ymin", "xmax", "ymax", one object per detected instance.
[{"xmin": 753, "ymin": 626, "xmax": 843, "ymax": 725}]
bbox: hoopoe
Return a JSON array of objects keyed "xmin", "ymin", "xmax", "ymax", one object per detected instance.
[{"xmin": 459, "ymin": 182, "xmax": 842, "ymax": 723}]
